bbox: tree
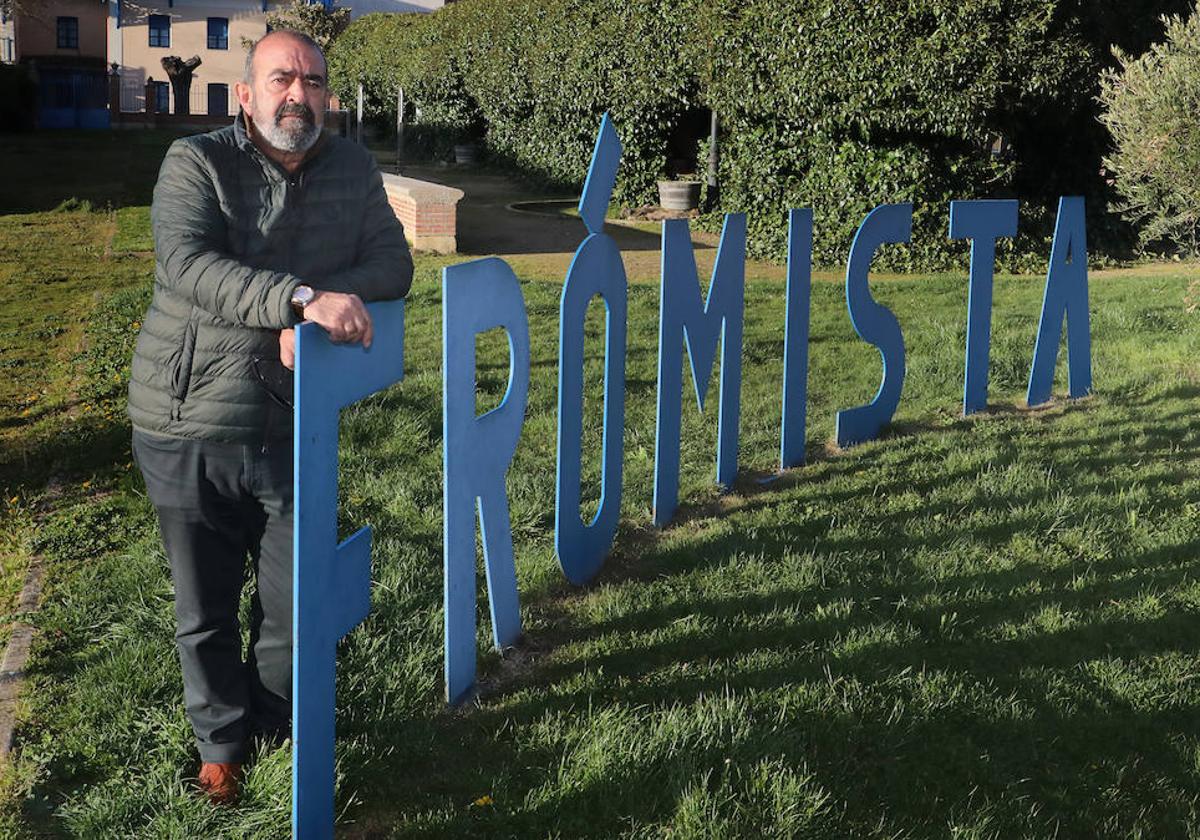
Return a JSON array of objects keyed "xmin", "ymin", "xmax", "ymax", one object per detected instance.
[
  {"xmin": 241, "ymin": 0, "xmax": 351, "ymax": 53},
  {"xmin": 1099, "ymin": 4, "xmax": 1200, "ymax": 257}
]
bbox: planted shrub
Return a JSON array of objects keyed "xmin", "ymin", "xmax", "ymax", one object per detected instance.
[{"xmin": 1099, "ymin": 4, "xmax": 1200, "ymax": 257}]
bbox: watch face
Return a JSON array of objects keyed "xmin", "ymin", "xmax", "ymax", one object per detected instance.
[{"xmin": 293, "ymin": 285, "xmax": 314, "ymax": 307}]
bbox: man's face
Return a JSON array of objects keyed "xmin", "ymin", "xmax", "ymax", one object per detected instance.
[{"xmin": 236, "ymin": 34, "xmax": 327, "ymax": 155}]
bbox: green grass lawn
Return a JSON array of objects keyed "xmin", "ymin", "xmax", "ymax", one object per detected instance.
[
  {"xmin": 3, "ymin": 132, "xmax": 1200, "ymax": 838},
  {"xmin": 0, "ymin": 131, "xmax": 182, "ymax": 647}
]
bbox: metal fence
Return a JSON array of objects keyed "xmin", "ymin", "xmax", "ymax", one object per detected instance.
[
  {"xmin": 187, "ymin": 86, "xmax": 211, "ymax": 116},
  {"xmin": 118, "ymin": 79, "xmax": 234, "ymax": 116},
  {"xmin": 119, "ymin": 80, "xmax": 143, "ymax": 113}
]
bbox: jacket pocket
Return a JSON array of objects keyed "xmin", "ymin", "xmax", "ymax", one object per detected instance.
[{"xmin": 168, "ymin": 311, "xmax": 198, "ymax": 418}]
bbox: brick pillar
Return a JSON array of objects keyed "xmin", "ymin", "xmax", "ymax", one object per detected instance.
[
  {"xmin": 380, "ymin": 174, "xmax": 465, "ymax": 255},
  {"xmin": 144, "ymin": 77, "xmax": 157, "ymax": 115}
]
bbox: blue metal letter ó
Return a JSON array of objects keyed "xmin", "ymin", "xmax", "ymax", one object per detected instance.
[{"xmin": 555, "ymin": 113, "xmax": 628, "ymax": 585}]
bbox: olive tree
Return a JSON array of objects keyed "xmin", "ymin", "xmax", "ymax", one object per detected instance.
[{"xmin": 1099, "ymin": 4, "xmax": 1200, "ymax": 256}]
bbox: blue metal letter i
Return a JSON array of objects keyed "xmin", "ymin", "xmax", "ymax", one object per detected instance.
[
  {"xmin": 293, "ymin": 300, "xmax": 407, "ymax": 840},
  {"xmin": 780, "ymin": 208, "xmax": 813, "ymax": 470}
]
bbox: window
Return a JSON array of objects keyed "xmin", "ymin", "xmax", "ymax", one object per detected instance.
[
  {"xmin": 2, "ymin": 37, "xmax": 14, "ymax": 63},
  {"xmin": 206, "ymin": 17, "xmax": 228, "ymax": 50},
  {"xmin": 207, "ymin": 83, "xmax": 228, "ymax": 116},
  {"xmin": 154, "ymin": 80, "xmax": 170, "ymax": 113},
  {"xmin": 56, "ymin": 16, "xmax": 78, "ymax": 49},
  {"xmin": 148, "ymin": 14, "xmax": 170, "ymax": 48}
]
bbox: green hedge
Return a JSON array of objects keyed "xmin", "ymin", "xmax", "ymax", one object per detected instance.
[
  {"xmin": 329, "ymin": 0, "xmax": 1192, "ymax": 269},
  {"xmin": 327, "ymin": 12, "xmax": 479, "ymax": 160},
  {"xmin": 460, "ymin": 0, "xmax": 703, "ymax": 207},
  {"xmin": 329, "ymin": 0, "xmax": 702, "ymax": 206}
]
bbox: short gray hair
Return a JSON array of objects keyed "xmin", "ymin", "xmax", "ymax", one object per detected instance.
[{"xmin": 243, "ymin": 30, "xmax": 325, "ymax": 84}]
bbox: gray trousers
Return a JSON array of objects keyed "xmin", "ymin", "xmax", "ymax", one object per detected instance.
[{"xmin": 133, "ymin": 430, "xmax": 293, "ymax": 763}]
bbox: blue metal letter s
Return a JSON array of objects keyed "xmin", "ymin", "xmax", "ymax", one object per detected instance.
[{"xmin": 835, "ymin": 203, "xmax": 911, "ymax": 447}]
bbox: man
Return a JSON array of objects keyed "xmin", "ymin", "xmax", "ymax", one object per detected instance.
[{"xmin": 128, "ymin": 30, "xmax": 413, "ymax": 804}]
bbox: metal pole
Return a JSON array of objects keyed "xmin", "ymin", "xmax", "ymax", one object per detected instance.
[
  {"xmin": 706, "ymin": 110, "xmax": 719, "ymax": 212},
  {"xmin": 395, "ymin": 86, "xmax": 404, "ymax": 175},
  {"xmin": 356, "ymin": 82, "xmax": 364, "ymax": 145}
]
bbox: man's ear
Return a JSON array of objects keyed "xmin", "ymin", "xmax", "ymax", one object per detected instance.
[{"xmin": 234, "ymin": 81, "xmax": 252, "ymax": 113}]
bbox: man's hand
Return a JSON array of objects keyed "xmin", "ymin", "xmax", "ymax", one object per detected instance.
[
  {"xmin": 302, "ymin": 291, "xmax": 374, "ymax": 348},
  {"xmin": 279, "ymin": 328, "xmax": 295, "ymax": 370}
]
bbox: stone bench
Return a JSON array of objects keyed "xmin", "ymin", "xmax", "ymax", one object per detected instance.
[{"xmin": 381, "ymin": 173, "xmax": 465, "ymax": 255}]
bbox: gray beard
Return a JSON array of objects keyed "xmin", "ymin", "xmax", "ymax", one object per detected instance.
[{"xmin": 252, "ymin": 109, "xmax": 321, "ymax": 154}]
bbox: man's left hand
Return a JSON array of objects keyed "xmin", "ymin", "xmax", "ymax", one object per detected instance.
[
  {"xmin": 303, "ymin": 291, "xmax": 374, "ymax": 348},
  {"xmin": 279, "ymin": 328, "xmax": 295, "ymax": 370}
]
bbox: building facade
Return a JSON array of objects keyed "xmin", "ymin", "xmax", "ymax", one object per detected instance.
[
  {"xmin": 13, "ymin": 0, "xmax": 108, "ymax": 63},
  {"xmin": 112, "ymin": 0, "xmax": 448, "ymax": 118},
  {"xmin": 8, "ymin": 0, "xmax": 110, "ymax": 127},
  {"xmin": 112, "ymin": 0, "xmax": 274, "ymax": 117},
  {"xmin": 5, "ymin": 0, "xmax": 448, "ymax": 126}
]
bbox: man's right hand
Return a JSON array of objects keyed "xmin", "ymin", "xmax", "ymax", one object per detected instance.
[{"xmin": 302, "ymin": 291, "xmax": 374, "ymax": 348}]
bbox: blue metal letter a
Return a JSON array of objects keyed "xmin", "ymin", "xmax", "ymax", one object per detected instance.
[{"xmin": 1027, "ymin": 196, "xmax": 1091, "ymax": 407}]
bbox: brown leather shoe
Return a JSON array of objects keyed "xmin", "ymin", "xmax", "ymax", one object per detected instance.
[{"xmin": 197, "ymin": 761, "xmax": 242, "ymax": 805}]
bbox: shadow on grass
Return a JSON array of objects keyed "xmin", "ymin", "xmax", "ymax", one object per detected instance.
[
  {"xmin": 0, "ymin": 130, "xmax": 188, "ymax": 216},
  {"xmin": 0, "ymin": 414, "xmax": 133, "ymax": 494},
  {"xmin": 17, "ymin": 268, "xmax": 1200, "ymax": 836},
  {"xmin": 334, "ymin": 386, "xmax": 1200, "ymax": 838}
]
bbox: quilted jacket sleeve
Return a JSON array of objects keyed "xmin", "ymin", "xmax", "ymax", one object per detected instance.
[
  {"xmin": 152, "ymin": 139, "xmax": 300, "ymax": 329},
  {"xmin": 317, "ymin": 155, "xmax": 414, "ymax": 302}
]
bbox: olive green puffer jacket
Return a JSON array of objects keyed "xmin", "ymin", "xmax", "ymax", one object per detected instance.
[{"xmin": 128, "ymin": 114, "xmax": 413, "ymax": 443}]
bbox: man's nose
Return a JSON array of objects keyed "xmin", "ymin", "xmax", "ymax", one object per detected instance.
[{"xmin": 286, "ymin": 76, "xmax": 306, "ymax": 102}]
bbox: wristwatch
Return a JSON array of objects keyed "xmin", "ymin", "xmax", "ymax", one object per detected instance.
[{"xmin": 291, "ymin": 284, "xmax": 315, "ymax": 319}]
